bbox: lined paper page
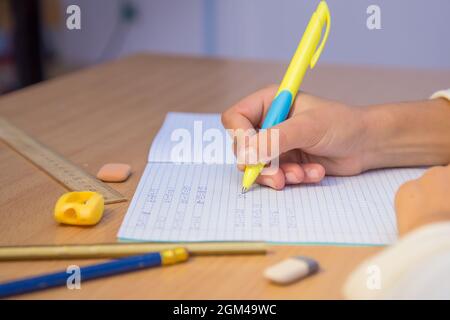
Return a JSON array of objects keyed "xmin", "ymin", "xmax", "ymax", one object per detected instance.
[
  {"xmin": 148, "ymin": 112, "xmax": 234, "ymax": 163},
  {"xmin": 118, "ymin": 163, "xmax": 425, "ymax": 245}
]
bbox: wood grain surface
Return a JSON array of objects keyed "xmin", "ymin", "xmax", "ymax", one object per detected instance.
[{"xmin": 0, "ymin": 54, "xmax": 449, "ymax": 299}]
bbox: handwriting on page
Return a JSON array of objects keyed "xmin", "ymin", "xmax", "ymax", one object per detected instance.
[{"xmin": 118, "ymin": 113, "xmax": 426, "ymax": 245}]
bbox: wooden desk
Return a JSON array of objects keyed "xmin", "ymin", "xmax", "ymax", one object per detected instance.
[{"xmin": 1, "ymin": 54, "xmax": 449, "ymax": 299}]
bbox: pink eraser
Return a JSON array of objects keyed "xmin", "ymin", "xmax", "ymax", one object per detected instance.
[{"xmin": 96, "ymin": 163, "xmax": 131, "ymax": 182}]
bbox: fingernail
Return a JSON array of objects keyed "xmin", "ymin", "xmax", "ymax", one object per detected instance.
[
  {"xmin": 261, "ymin": 177, "xmax": 276, "ymax": 189},
  {"xmin": 247, "ymin": 147, "xmax": 259, "ymax": 164},
  {"xmin": 285, "ymin": 172, "xmax": 299, "ymax": 184},
  {"xmin": 236, "ymin": 148, "xmax": 246, "ymax": 165},
  {"xmin": 305, "ymin": 168, "xmax": 319, "ymax": 179},
  {"xmin": 238, "ymin": 147, "xmax": 258, "ymax": 164}
]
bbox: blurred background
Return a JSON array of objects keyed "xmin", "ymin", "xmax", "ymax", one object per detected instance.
[{"xmin": 0, "ymin": 0, "xmax": 449, "ymax": 94}]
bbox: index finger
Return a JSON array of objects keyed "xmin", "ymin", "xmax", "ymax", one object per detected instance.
[{"xmin": 221, "ymin": 85, "xmax": 278, "ymax": 131}]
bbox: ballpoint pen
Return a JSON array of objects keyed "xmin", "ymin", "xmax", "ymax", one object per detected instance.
[{"xmin": 241, "ymin": 1, "xmax": 331, "ymax": 193}]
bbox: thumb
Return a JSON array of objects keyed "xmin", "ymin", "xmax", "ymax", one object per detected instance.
[{"xmin": 237, "ymin": 114, "xmax": 321, "ymax": 164}]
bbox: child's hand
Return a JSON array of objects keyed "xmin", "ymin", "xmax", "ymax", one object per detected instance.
[
  {"xmin": 395, "ymin": 165, "xmax": 450, "ymax": 236},
  {"xmin": 221, "ymin": 85, "xmax": 370, "ymax": 189}
]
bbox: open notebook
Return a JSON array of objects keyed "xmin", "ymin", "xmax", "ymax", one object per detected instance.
[{"xmin": 118, "ymin": 112, "xmax": 426, "ymax": 245}]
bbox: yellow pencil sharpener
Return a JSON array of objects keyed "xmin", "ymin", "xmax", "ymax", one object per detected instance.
[{"xmin": 54, "ymin": 191, "xmax": 104, "ymax": 226}]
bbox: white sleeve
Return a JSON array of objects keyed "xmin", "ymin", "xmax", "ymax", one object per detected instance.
[
  {"xmin": 343, "ymin": 222, "xmax": 450, "ymax": 300},
  {"xmin": 430, "ymin": 89, "xmax": 450, "ymax": 101}
]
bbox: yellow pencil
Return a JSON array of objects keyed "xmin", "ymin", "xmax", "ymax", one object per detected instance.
[{"xmin": 0, "ymin": 242, "xmax": 267, "ymax": 261}]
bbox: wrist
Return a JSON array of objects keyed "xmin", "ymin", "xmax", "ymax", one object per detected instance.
[
  {"xmin": 360, "ymin": 99, "xmax": 450, "ymax": 171},
  {"xmin": 360, "ymin": 104, "xmax": 396, "ymax": 171}
]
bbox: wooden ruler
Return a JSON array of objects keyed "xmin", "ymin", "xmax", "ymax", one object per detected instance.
[{"xmin": 0, "ymin": 117, "xmax": 126, "ymax": 204}]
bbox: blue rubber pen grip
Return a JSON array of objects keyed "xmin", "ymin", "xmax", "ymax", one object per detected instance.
[{"xmin": 261, "ymin": 90, "xmax": 293, "ymax": 129}]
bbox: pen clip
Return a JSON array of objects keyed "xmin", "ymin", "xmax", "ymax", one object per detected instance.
[{"xmin": 310, "ymin": 1, "xmax": 331, "ymax": 69}]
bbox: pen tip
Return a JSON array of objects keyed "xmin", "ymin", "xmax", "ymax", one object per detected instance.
[{"xmin": 241, "ymin": 187, "xmax": 247, "ymax": 194}]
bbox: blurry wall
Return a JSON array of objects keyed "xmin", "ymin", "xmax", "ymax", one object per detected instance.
[{"xmin": 50, "ymin": 0, "xmax": 450, "ymax": 69}]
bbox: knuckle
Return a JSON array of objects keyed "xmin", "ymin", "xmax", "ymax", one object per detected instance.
[
  {"xmin": 264, "ymin": 84, "xmax": 278, "ymax": 91},
  {"xmin": 396, "ymin": 180, "xmax": 417, "ymax": 199},
  {"xmin": 221, "ymin": 109, "xmax": 232, "ymax": 126},
  {"xmin": 423, "ymin": 166, "xmax": 444, "ymax": 177},
  {"xmin": 419, "ymin": 166, "xmax": 445, "ymax": 184}
]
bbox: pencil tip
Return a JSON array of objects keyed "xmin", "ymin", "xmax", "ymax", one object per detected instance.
[{"xmin": 241, "ymin": 187, "xmax": 247, "ymax": 194}]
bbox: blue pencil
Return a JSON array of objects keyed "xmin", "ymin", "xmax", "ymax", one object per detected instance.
[{"xmin": 0, "ymin": 248, "xmax": 188, "ymax": 298}]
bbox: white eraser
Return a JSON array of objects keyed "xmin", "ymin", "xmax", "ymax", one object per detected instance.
[{"xmin": 264, "ymin": 256, "xmax": 319, "ymax": 285}]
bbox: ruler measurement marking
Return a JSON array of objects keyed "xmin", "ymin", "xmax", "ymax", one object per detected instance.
[{"xmin": 0, "ymin": 117, "xmax": 126, "ymax": 204}]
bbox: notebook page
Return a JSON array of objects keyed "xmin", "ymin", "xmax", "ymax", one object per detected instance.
[
  {"xmin": 118, "ymin": 162, "xmax": 425, "ymax": 245},
  {"xmin": 148, "ymin": 112, "xmax": 234, "ymax": 164}
]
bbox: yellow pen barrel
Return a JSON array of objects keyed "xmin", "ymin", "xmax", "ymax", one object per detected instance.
[
  {"xmin": 277, "ymin": 1, "xmax": 330, "ymax": 97},
  {"xmin": 242, "ymin": 163, "xmax": 265, "ymax": 190}
]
